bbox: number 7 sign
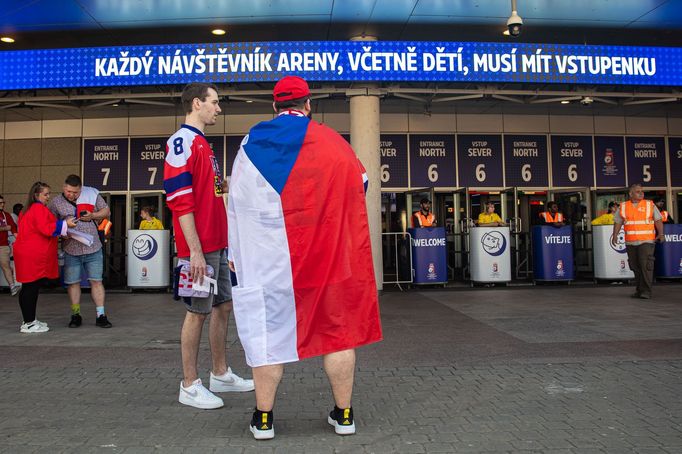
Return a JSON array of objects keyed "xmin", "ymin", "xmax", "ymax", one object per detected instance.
[{"xmin": 83, "ymin": 138, "xmax": 129, "ymax": 191}]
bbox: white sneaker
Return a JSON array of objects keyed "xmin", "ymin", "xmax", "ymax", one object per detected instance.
[
  {"xmin": 34, "ymin": 320, "xmax": 48, "ymax": 328},
  {"xmin": 20, "ymin": 321, "xmax": 49, "ymax": 334},
  {"xmin": 209, "ymin": 367, "xmax": 255, "ymax": 392},
  {"xmin": 178, "ymin": 378, "xmax": 224, "ymax": 409},
  {"xmin": 10, "ymin": 283, "xmax": 21, "ymax": 296}
]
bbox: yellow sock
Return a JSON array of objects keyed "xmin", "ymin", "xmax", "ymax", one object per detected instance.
[{"xmin": 71, "ymin": 304, "xmax": 81, "ymax": 315}]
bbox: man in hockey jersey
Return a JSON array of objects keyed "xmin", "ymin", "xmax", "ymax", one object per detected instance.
[
  {"xmin": 228, "ymin": 76, "xmax": 382, "ymax": 439},
  {"xmin": 164, "ymin": 83, "xmax": 253, "ymax": 410}
]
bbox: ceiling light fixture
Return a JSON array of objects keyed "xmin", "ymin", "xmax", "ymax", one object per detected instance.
[
  {"xmin": 1, "ymin": 37, "xmax": 15, "ymax": 43},
  {"xmin": 561, "ymin": 100, "xmax": 570, "ymax": 104},
  {"xmin": 212, "ymin": 29, "xmax": 226, "ymax": 36}
]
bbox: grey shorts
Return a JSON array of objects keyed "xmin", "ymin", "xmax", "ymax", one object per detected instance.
[{"xmin": 180, "ymin": 249, "xmax": 232, "ymax": 315}]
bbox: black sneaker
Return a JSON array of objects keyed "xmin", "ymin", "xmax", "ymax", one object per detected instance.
[
  {"xmin": 68, "ymin": 314, "xmax": 82, "ymax": 328},
  {"xmin": 95, "ymin": 315, "xmax": 112, "ymax": 328},
  {"xmin": 249, "ymin": 409, "xmax": 274, "ymax": 440},
  {"xmin": 328, "ymin": 405, "xmax": 355, "ymax": 435}
]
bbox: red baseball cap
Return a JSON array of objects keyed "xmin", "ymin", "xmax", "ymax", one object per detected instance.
[{"xmin": 273, "ymin": 76, "xmax": 310, "ymax": 102}]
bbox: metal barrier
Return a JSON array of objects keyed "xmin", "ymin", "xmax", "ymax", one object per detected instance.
[{"xmin": 382, "ymin": 232, "xmax": 413, "ymax": 290}]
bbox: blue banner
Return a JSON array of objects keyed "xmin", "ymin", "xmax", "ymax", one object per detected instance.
[
  {"xmin": 83, "ymin": 138, "xmax": 129, "ymax": 191},
  {"xmin": 532, "ymin": 225, "xmax": 575, "ymax": 281},
  {"xmin": 504, "ymin": 135, "xmax": 549, "ymax": 187},
  {"xmin": 380, "ymin": 134, "xmax": 408, "ymax": 188},
  {"xmin": 668, "ymin": 137, "xmax": 682, "ymax": 187},
  {"xmin": 408, "ymin": 227, "xmax": 448, "ymax": 284},
  {"xmin": 550, "ymin": 135, "xmax": 594, "ymax": 187},
  {"xmin": 594, "ymin": 136, "xmax": 626, "ymax": 187},
  {"xmin": 457, "ymin": 134, "xmax": 504, "ymax": 187},
  {"xmin": 409, "ymin": 135, "xmax": 456, "ymax": 188},
  {"xmin": 0, "ymin": 41, "xmax": 677, "ymax": 90},
  {"xmin": 625, "ymin": 137, "xmax": 667, "ymax": 187},
  {"xmin": 655, "ymin": 224, "xmax": 682, "ymax": 278}
]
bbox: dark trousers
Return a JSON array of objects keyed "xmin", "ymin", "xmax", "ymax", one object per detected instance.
[
  {"xmin": 18, "ymin": 279, "xmax": 46, "ymax": 323},
  {"xmin": 625, "ymin": 243, "xmax": 655, "ymax": 297}
]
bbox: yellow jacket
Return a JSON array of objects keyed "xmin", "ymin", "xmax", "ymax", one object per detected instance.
[
  {"xmin": 591, "ymin": 213, "xmax": 614, "ymax": 225},
  {"xmin": 478, "ymin": 212, "xmax": 503, "ymax": 225},
  {"xmin": 140, "ymin": 217, "xmax": 164, "ymax": 230}
]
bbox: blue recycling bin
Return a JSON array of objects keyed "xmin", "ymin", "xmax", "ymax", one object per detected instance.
[
  {"xmin": 408, "ymin": 227, "xmax": 448, "ymax": 284},
  {"xmin": 532, "ymin": 225, "xmax": 574, "ymax": 281},
  {"xmin": 655, "ymin": 224, "xmax": 682, "ymax": 278}
]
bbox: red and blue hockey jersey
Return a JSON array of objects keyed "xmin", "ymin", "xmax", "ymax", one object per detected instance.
[
  {"xmin": 164, "ymin": 124, "xmax": 227, "ymax": 257},
  {"xmin": 227, "ymin": 112, "xmax": 382, "ymax": 367}
]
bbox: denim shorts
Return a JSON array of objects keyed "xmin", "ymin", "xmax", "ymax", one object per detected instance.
[
  {"xmin": 181, "ymin": 249, "xmax": 232, "ymax": 315},
  {"xmin": 63, "ymin": 249, "xmax": 104, "ymax": 284}
]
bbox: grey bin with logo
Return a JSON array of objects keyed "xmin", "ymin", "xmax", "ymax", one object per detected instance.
[
  {"xmin": 593, "ymin": 225, "xmax": 634, "ymax": 281},
  {"xmin": 470, "ymin": 227, "xmax": 512, "ymax": 284},
  {"xmin": 127, "ymin": 230, "xmax": 171, "ymax": 288}
]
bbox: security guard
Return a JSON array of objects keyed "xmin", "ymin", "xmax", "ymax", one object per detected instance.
[
  {"xmin": 412, "ymin": 198, "xmax": 436, "ymax": 228},
  {"xmin": 654, "ymin": 198, "xmax": 674, "ymax": 224},
  {"xmin": 539, "ymin": 201, "xmax": 565, "ymax": 227},
  {"xmin": 612, "ymin": 183, "xmax": 665, "ymax": 299}
]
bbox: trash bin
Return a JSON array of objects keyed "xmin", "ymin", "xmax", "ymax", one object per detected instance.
[
  {"xmin": 127, "ymin": 229, "xmax": 170, "ymax": 288},
  {"xmin": 470, "ymin": 226, "xmax": 511, "ymax": 283}
]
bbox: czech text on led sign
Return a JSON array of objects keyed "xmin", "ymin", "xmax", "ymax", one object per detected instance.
[{"xmin": 0, "ymin": 41, "xmax": 678, "ymax": 90}]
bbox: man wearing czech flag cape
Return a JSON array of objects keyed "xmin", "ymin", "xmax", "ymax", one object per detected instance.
[{"xmin": 228, "ymin": 76, "xmax": 382, "ymax": 440}]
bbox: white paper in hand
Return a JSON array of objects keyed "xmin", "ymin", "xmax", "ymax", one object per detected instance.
[{"xmin": 191, "ymin": 275, "xmax": 218, "ymax": 296}]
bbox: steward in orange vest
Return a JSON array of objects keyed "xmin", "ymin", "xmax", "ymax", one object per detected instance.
[
  {"xmin": 538, "ymin": 202, "xmax": 565, "ymax": 227},
  {"xmin": 619, "ymin": 200, "xmax": 656, "ymax": 243},
  {"xmin": 412, "ymin": 198, "xmax": 436, "ymax": 228}
]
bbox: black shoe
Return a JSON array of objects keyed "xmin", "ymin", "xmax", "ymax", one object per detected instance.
[
  {"xmin": 95, "ymin": 314, "xmax": 112, "ymax": 328},
  {"xmin": 250, "ymin": 409, "xmax": 274, "ymax": 440},
  {"xmin": 68, "ymin": 314, "xmax": 82, "ymax": 328},
  {"xmin": 328, "ymin": 405, "xmax": 355, "ymax": 435}
]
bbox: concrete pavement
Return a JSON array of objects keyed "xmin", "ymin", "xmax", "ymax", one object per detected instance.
[{"xmin": 1, "ymin": 284, "xmax": 681, "ymax": 453}]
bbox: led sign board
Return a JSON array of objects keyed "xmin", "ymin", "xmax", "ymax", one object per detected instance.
[{"xmin": 0, "ymin": 41, "xmax": 678, "ymax": 90}]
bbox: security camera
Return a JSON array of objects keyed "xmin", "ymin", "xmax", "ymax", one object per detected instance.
[
  {"xmin": 507, "ymin": 10, "xmax": 523, "ymax": 37},
  {"xmin": 580, "ymin": 96, "xmax": 594, "ymax": 105}
]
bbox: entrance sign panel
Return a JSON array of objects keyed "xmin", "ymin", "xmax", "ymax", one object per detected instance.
[
  {"xmin": 380, "ymin": 134, "xmax": 408, "ymax": 188},
  {"xmin": 594, "ymin": 136, "xmax": 626, "ymax": 187},
  {"xmin": 457, "ymin": 134, "xmax": 503, "ymax": 187},
  {"xmin": 550, "ymin": 135, "xmax": 594, "ymax": 187},
  {"xmin": 409, "ymin": 134, "xmax": 455, "ymax": 188},
  {"xmin": 503, "ymin": 135, "xmax": 548, "ymax": 187},
  {"xmin": 0, "ymin": 41, "xmax": 675, "ymax": 90},
  {"xmin": 626, "ymin": 137, "xmax": 666, "ymax": 187},
  {"xmin": 668, "ymin": 137, "xmax": 682, "ymax": 187},
  {"xmin": 83, "ymin": 138, "xmax": 129, "ymax": 191},
  {"xmin": 129, "ymin": 137, "xmax": 166, "ymax": 190}
]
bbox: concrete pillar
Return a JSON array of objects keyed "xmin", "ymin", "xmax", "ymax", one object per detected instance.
[{"xmin": 349, "ymin": 36, "xmax": 383, "ymax": 290}]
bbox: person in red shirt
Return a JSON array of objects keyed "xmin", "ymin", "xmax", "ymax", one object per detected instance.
[
  {"xmin": 13, "ymin": 182, "xmax": 75, "ymax": 333},
  {"xmin": 164, "ymin": 82, "xmax": 253, "ymax": 410},
  {"xmin": 0, "ymin": 195, "xmax": 19, "ymax": 295}
]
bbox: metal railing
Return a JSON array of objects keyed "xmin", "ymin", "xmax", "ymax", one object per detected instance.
[{"xmin": 382, "ymin": 232, "xmax": 413, "ymax": 290}]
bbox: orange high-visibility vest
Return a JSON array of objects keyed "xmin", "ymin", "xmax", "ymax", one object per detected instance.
[
  {"xmin": 620, "ymin": 200, "xmax": 656, "ymax": 242},
  {"xmin": 539, "ymin": 211, "xmax": 563, "ymax": 223},
  {"xmin": 413, "ymin": 211, "xmax": 435, "ymax": 228}
]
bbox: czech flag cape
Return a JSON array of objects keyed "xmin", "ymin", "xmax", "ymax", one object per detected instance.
[{"xmin": 228, "ymin": 112, "xmax": 382, "ymax": 367}]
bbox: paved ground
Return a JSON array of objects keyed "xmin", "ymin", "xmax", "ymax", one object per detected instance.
[{"xmin": 1, "ymin": 283, "xmax": 681, "ymax": 453}]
